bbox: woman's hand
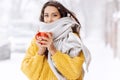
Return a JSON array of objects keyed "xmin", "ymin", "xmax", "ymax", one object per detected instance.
[
  {"xmin": 40, "ymin": 32, "xmax": 57, "ymax": 56},
  {"xmin": 36, "ymin": 39, "xmax": 46, "ymax": 55}
]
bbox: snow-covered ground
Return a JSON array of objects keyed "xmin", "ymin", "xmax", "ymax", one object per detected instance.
[
  {"xmin": 0, "ymin": 35, "xmax": 120, "ymax": 80},
  {"xmin": 0, "ymin": 53, "xmax": 27, "ymax": 80},
  {"xmin": 84, "ymin": 35, "xmax": 120, "ymax": 80}
]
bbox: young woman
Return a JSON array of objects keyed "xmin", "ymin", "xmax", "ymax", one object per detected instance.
[{"xmin": 21, "ymin": 1, "xmax": 91, "ymax": 80}]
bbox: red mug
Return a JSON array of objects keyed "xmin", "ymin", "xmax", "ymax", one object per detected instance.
[
  {"xmin": 35, "ymin": 32, "xmax": 48, "ymax": 44},
  {"xmin": 35, "ymin": 32, "xmax": 48, "ymax": 40}
]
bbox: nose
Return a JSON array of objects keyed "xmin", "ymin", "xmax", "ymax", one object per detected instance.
[{"xmin": 47, "ymin": 16, "xmax": 53, "ymax": 23}]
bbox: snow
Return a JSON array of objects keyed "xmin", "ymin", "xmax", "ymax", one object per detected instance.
[{"xmin": 0, "ymin": 53, "xmax": 27, "ymax": 80}]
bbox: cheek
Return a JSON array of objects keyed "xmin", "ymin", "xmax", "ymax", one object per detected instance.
[
  {"xmin": 53, "ymin": 16, "xmax": 61, "ymax": 21},
  {"xmin": 44, "ymin": 18, "xmax": 47, "ymax": 22}
]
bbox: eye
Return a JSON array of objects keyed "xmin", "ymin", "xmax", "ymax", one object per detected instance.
[
  {"xmin": 44, "ymin": 14, "xmax": 48, "ymax": 17},
  {"xmin": 53, "ymin": 14, "xmax": 57, "ymax": 17}
]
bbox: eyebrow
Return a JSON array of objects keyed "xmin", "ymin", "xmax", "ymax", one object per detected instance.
[{"xmin": 44, "ymin": 12, "xmax": 59, "ymax": 14}]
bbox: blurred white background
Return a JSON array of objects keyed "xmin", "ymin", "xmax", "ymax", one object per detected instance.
[{"xmin": 0, "ymin": 0, "xmax": 120, "ymax": 80}]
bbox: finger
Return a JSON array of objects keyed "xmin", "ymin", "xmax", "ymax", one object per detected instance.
[
  {"xmin": 36, "ymin": 41, "xmax": 41, "ymax": 46},
  {"xmin": 40, "ymin": 40, "xmax": 48, "ymax": 45},
  {"xmin": 36, "ymin": 40, "xmax": 43, "ymax": 47},
  {"xmin": 36, "ymin": 39, "xmax": 41, "ymax": 43},
  {"xmin": 41, "ymin": 37, "xmax": 49, "ymax": 41},
  {"xmin": 40, "ymin": 44, "xmax": 48, "ymax": 47},
  {"xmin": 37, "ymin": 36, "xmax": 41, "ymax": 40},
  {"xmin": 36, "ymin": 37, "xmax": 42, "ymax": 41}
]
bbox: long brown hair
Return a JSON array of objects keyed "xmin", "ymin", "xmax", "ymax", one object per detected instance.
[{"xmin": 40, "ymin": 1, "xmax": 80, "ymax": 25}]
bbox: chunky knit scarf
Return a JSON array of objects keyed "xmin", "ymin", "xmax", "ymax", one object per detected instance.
[{"xmin": 38, "ymin": 17, "xmax": 91, "ymax": 80}]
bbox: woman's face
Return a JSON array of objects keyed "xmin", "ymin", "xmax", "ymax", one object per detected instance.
[{"xmin": 44, "ymin": 6, "xmax": 61, "ymax": 23}]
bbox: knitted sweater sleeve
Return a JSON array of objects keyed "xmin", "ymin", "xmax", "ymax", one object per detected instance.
[
  {"xmin": 21, "ymin": 38, "xmax": 45, "ymax": 80},
  {"xmin": 51, "ymin": 50, "xmax": 84, "ymax": 79}
]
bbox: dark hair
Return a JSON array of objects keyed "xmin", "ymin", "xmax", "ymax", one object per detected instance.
[{"xmin": 40, "ymin": 1, "xmax": 80, "ymax": 25}]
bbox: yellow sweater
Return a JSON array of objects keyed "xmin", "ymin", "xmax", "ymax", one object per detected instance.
[{"xmin": 21, "ymin": 38, "xmax": 85, "ymax": 80}]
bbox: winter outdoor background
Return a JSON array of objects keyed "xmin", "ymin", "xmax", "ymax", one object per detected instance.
[{"xmin": 0, "ymin": 0, "xmax": 120, "ymax": 80}]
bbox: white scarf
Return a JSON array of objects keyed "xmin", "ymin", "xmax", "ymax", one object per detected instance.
[{"xmin": 38, "ymin": 17, "xmax": 91, "ymax": 80}]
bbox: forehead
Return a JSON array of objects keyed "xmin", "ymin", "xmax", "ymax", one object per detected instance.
[{"xmin": 44, "ymin": 6, "xmax": 59, "ymax": 13}]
